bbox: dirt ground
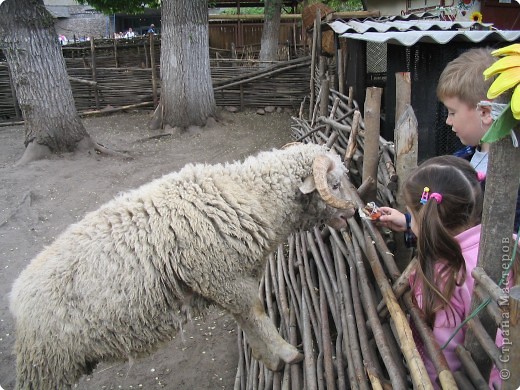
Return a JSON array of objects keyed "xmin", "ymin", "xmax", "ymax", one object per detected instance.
[{"xmin": 0, "ymin": 108, "xmax": 295, "ymax": 390}]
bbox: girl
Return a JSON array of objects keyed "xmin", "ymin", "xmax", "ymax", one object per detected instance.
[{"xmin": 379, "ymin": 155, "xmax": 485, "ymax": 386}]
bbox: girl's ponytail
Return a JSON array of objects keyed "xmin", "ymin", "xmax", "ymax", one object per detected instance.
[
  {"xmin": 414, "ymin": 199, "xmax": 466, "ymax": 327},
  {"xmin": 404, "ymin": 155, "xmax": 483, "ymax": 326}
]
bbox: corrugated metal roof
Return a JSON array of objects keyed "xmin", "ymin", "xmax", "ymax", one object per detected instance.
[{"xmin": 328, "ymin": 19, "xmax": 520, "ymax": 46}]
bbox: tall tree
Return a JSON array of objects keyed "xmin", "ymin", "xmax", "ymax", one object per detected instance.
[
  {"xmin": 81, "ymin": 0, "xmax": 216, "ymax": 130},
  {"xmin": 154, "ymin": 0, "xmax": 216, "ymax": 128},
  {"xmin": 0, "ymin": 0, "xmax": 99, "ymax": 165},
  {"xmin": 259, "ymin": 0, "xmax": 283, "ymax": 64}
]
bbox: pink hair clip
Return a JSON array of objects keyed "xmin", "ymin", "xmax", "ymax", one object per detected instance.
[
  {"xmin": 420, "ymin": 187, "xmax": 442, "ymax": 204},
  {"xmin": 430, "ymin": 193, "xmax": 443, "ymax": 204},
  {"xmin": 477, "ymin": 171, "xmax": 486, "ymax": 182},
  {"xmin": 420, "ymin": 187, "xmax": 430, "ymax": 204}
]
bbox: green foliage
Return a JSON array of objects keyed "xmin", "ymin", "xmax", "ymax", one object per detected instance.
[
  {"xmin": 75, "ymin": 0, "xmax": 161, "ymax": 15},
  {"xmin": 78, "ymin": 0, "xmax": 362, "ymax": 16},
  {"xmin": 222, "ymin": 7, "xmax": 265, "ymax": 15},
  {"xmin": 318, "ymin": 0, "xmax": 363, "ymax": 11},
  {"xmin": 481, "ymin": 103, "xmax": 519, "ymax": 144}
]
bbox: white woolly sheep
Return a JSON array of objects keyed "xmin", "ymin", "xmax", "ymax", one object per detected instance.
[{"xmin": 9, "ymin": 143, "xmax": 355, "ymax": 389}]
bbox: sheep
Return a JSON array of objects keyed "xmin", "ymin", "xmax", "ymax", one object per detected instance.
[{"xmin": 9, "ymin": 142, "xmax": 356, "ymax": 389}]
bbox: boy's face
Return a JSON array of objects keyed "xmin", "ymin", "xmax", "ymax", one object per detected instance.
[{"xmin": 442, "ymin": 96, "xmax": 490, "ymax": 147}]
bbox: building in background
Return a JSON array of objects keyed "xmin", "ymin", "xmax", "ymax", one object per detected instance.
[
  {"xmin": 365, "ymin": 0, "xmax": 519, "ymax": 29},
  {"xmin": 44, "ymin": 0, "xmax": 161, "ymax": 42},
  {"xmin": 45, "ymin": 0, "xmax": 107, "ymax": 42}
]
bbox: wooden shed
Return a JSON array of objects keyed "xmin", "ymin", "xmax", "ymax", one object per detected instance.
[{"xmin": 327, "ymin": 14, "xmax": 520, "ymax": 160}]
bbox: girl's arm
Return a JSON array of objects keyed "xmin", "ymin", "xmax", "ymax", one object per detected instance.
[{"xmin": 378, "ymin": 207, "xmax": 407, "ymax": 232}]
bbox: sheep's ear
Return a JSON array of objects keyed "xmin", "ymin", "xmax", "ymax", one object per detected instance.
[{"xmin": 299, "ymin": 176, "xmax": 316, "ymax": 194}]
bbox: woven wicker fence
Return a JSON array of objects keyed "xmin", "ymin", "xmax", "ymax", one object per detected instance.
[{"xmin": 0, "ymin": 38, "xmax": 310, "ymax": 123}]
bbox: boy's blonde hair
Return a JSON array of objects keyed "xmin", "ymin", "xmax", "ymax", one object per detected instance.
[{"xmin": 436, "ymin": 48, "xmax": 497, "ymax": 107}]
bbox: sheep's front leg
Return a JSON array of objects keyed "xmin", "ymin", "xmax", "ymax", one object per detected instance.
[{"xmin": 210, "ymin": 277, "xmax": 303, "ymax": 371}]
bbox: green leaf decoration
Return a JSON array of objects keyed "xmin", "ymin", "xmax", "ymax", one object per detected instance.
[{"xmin": 481, "ymin": 103, "xmax": 519, "ymax": 144}]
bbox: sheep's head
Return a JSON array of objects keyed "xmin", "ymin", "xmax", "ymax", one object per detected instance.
[{"xmin": 299, "ymin": 151, "xmax": 356, "ymax": 230}]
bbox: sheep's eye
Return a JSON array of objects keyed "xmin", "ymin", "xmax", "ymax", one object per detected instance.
[{"xmin": 332, "ymin": 183, "xmax": 340, "ymax": 190}]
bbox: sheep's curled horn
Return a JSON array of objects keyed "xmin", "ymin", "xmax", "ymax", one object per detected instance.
[{"xmin": 312, "ymin": 154, "xmax": 356, "ymax": 210}]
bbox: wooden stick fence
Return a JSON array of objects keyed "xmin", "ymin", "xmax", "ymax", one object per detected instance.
[{"xmin": 235, "ymin": 82, "xmax": 519, "ymax": 389}]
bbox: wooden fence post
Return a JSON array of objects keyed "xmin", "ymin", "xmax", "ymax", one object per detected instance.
[
  {"xmin": 149, "ymin": 34, "xmax": 158, "ymax": 108},
  {"xmin": 113, "ymin": 38, "xmax": 119, "ymax": 68},
  {"xmin": 361, "ymin": 87, "xmax": 382, "ymax": 202},
  {"xmin": 90, "ymin": 37, "xmax": 100, "ymax": 110},
  {"xmin": 320, "ymin": 78, "xmax": 329, "ymax": 118},
  {"xmin": 393, "ymin": 72, "xmax": 414, "ymax": 270},
  {"xmin": 503, "ymin": 285, "xmax": 520, "ymax": 390},
  {"xmin": 465, "ymin": 127, "xmax": 520, "ymax": 379},
  {"xmin": 338, "ymin": 39, "xmax": 346, "ymax": 96},
  {"xmin": 394, "ymin": 104, "xmax": 418, "ymax": 204},
  {"xmin": 309, "ymin": 9, "xmax": 320, "ymax": 121}
]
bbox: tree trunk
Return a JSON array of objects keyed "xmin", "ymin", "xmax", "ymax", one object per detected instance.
[
  {"xmin": 259, "ymin": 0, "xmax": 282, "ymax": 64},
  {"xmin": 158, "ymin": 0, "xmax": 216, "ymax": 129},
  {"xmin": 0, "ymin": 0, "xmax": 93, "ymax": 164}
]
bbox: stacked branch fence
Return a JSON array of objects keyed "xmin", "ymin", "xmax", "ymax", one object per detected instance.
[{"xmin": 235, "ymin": 81, "xmax": 519, "ymax": 388}]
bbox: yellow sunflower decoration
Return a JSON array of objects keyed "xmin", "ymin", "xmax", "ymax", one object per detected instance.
[
  {"xmin": 470, "ymin": 11, "xmax": 483, "ymax": 23},
  {"xmin": 481, "ymin": 44, "xmax": 520, "ymax": 143}
]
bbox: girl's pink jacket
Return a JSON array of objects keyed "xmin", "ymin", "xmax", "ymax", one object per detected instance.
[
  {"xmin": 411, "ymin": 223, "xmax": 515, "ymax": 389},
  {"xmin": 411, "ymin": 224, "xmax": 480, "ymax": 386}
]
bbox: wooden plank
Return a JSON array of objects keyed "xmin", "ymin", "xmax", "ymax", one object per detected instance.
[
  {"xmin": 465, "ymin": 127, "xmax": 520, "ymax": 379},
  {"xmin": 361, "ymin": 87, "xmax": 382, "ymax": 202}
]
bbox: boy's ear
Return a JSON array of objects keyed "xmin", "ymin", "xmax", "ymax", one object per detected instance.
[{"xmin": 479, "ymin": 104, "xmax": 494, "ymax": 127}]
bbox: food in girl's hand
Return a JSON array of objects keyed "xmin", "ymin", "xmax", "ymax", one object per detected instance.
[{"xmin": 360, "ymin": 202, "xmax": 382, "ymax": 220}]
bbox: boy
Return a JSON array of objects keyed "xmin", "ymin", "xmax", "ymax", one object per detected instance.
[
  {"xmin": 381, "ymin": 48, "xmax": 519, "ymax": 234},
  {"xmin": 436, "ymin": 48, "xmax": 497, "ymax": 172},
  {"xmin": 436, "ymin": 47, "xmax": 519, "ymax": 231}
]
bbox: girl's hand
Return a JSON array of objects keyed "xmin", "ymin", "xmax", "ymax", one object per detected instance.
[{"xmin": 378, "ymin": 207, "xmax": 407, "ymax": 232}]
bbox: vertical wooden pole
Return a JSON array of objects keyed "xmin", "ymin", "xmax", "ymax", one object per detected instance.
[
  {"xmin": 338, "ymin": 39, "xmax": 345, "ymax": 96},
  {"xmin": 90, "ymin": 37, "xmax": 100, "ymax": 110},
  {"xmin": 309, "ymin": 10, "xmax": 319, "ymax": 121},
  {"xmin": 347, "ymin": 86, "xmax": 353, "ymax": 109},
  {"xmin": 292, "ymin": 21, "xmax": 297, "ymax": 58},
  {"xmin": 503, "ymin": 285, "xmax": 520, "ymax": 390},
  {"xmin": 393, "ymin": 72, "xmax": 414, "ymax": 270},
  {"xmin": 316, "ymin": 10, "xmax": 325, "ymax": 84},
  {"xmin": 361, "ymin": 87, "xmax": 382, "ymax": 202},
  {"xmin": 465, "ymin": 128, "xmax": 520, "ymax": 379},
  {"xmin": 395, "ymin": 72, "xmax": 411, "ymax": 127},
  {"xmin": 394, "ymin": 104, "xmax": 418, "ymax": 205},
  {"xmin": 320, "ymin": 78, "xmax": 329, "ymax": 119},
  {"xmin": 149, "ymin": 33, "xmax": 158, "ymax": 108},
  {"xmin": 144, "ymin": 40, "xmax": 149, "ymax": 68},
  {"xmin": 113, "ymin": 38, "xmax": 119, "ymax": 68}
]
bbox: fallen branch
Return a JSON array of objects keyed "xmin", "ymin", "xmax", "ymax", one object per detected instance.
[{"xmin": 80, "ymin": 101, "xmax": 154, "ymax": 117}]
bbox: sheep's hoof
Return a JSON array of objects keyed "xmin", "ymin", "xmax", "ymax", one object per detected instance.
[
  {"xmin": 288, "ymin": 350, "xmax": 304, "ymax": 364},
  {"xmin": 279, "ymin": 345, "xmax": 304, "ymax": 365},
  {"xmin": 251, "ymin": 348, "xmax": 283, "ymax": 372},
  {"xmin": 264, "ymin": 356, "xmax": 285, "ymax": 372}
]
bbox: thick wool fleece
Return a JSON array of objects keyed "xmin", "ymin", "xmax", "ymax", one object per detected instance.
[{"xmin": 9, "ymin": 143, "xmax": 348, "ymax": 389}]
